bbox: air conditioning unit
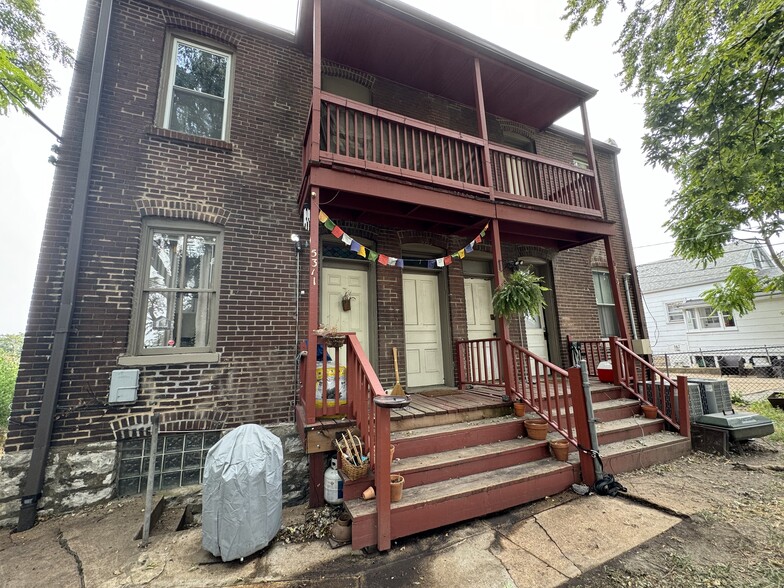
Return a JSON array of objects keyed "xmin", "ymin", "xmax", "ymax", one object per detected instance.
[
  {"xmin": 688, "ymin": 378, "xmax": 732, "ymax": 414},
  {"xmin": 689, "ymin": 378, "xmax": 774, "ymax": 441},
  {"xmin": 638, "ymin": 380, "xmax": 701, "ymax": 422}
]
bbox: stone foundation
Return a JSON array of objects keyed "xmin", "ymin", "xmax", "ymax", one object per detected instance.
[{"xmin": 0, "ymin": 423, "xmax": 308, "ymax": 528}]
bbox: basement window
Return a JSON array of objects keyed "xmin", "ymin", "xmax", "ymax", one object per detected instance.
[{"xmin": 117, "ymin": 431, "xmax": 221, "ymax": 496}]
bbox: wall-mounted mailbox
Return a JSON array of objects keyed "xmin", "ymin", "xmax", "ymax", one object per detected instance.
[{"xmin": 109, "ymin": 369, "xmax": 139, "ymax": 405}]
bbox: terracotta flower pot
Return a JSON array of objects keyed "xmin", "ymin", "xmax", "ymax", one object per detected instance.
[
  {"xmin": 331, "ymin": 513, "xmax": 352, "ymax": 543},
  {"xmin": 549, "ymin": 439, "xmax": 569, "ymax": 462},
  {"xmin": 390, "ymin": 474, "xmax": 405, "ymax": 503},
  {"xmin": 641, "ymin": 404, "xmax": 658, "ymax": 419},
  {"xmin": 524, "ymin": 418, "xmax": 549, "ymax": 440},
  {"xmin": 362, "ymin": 486, "xmax": 375, "ymax": 500},
  {"xmin": 513, "ymin": 402, "xmax": 526, "ymax": 417}
]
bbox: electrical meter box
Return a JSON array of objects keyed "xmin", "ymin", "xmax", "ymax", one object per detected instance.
[{"xmin": 109, "ymin": 369, "xmax": 139, "ymax": 404}]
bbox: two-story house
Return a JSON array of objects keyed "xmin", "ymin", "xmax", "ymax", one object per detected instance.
[{"xmin": 1, "ymin": 0, "xmax": 692, "ymax": 549}]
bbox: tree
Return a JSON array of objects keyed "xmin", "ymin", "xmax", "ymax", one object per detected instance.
[
  {"xmin": 563, "ymin": 0, "xmax": 784, "ymax": 315},
  {"xmin": 0, "ymin": 0, "xmax": 73, "ymax": 115}
]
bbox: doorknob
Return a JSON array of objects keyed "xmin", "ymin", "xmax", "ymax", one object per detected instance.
[{"xmin": 490, "ymin": 314, "xmax": 495, "ymax": 320}]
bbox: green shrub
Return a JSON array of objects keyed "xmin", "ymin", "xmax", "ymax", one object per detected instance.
[{"xmin": 0, "ymin": 351, "xmax": 19, "ymax": 430}]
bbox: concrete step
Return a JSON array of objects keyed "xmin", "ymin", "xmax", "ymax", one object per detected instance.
[{"xmin": 346, "ymin": 458, "xmax": 577, "ymax": 550}]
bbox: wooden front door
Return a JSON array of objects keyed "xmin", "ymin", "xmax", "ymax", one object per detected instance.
[
  {"xmin": 321, "ymin": 266, "xmax": 370, "ymax": 363},
  {"xmin": 465, "ymin": 277, "xmax": 499, "ymax": 380},
  {"xmin": 403, "ymin": 272, "xmax": 444, "ymax": 387}
]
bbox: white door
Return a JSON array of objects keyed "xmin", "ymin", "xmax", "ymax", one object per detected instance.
[
  {"xmin": 525, "ymin": 309, "xmax": 549, "ymax": 361},
  {"xmin": 321, "ymin": 266, "xmax": 370, "ymax": 364},
  {"xmin": 403, "ymin": 273, "xmax": 444, "ymax": 387},
  {"xmin": 464, "ymin": 278, "xmax": 499, "ymax": 380}
]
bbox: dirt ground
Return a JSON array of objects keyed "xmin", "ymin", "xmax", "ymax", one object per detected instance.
[{"xmin": 565, "ymin": 440, "xmax": 784, "ymax": 588}]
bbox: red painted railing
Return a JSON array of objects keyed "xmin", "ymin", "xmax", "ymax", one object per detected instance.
[
  {"xmin": 490, "ymin": 144, "xmax": 601, "ymax": 215},
  {"xmin": 456, "ymin": 338, "xmax": 504, "ymax": 388},
  {"xmin": 320, "ymin": 93, "xmax": 487, "ymax": 194},
  {"xmin": 299, "ymin": 334, "xmax": 393, "ymax": 550},
  {"xmin": 567, "ymin": 336, "xmax": 628, "ymax": 377},
  {"xmin": 610, "ymin": 337, "xmax": 690, "ymax": 436}
]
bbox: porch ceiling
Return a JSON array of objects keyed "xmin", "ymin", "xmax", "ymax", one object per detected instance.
[
  {"xmin": 297, "ymin": 0, "xmax": 596, "ymax": 130},
  {"xmin": 310, "ymin": 167, "xmax": 614, "ymax": 250}
]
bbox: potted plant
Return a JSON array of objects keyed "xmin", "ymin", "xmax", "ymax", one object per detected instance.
[
  {"xmin": 315, "ymin": 324, "xmax": 345, "ymax": 348},
  {"xmin": 641, "ymin": 403, "xmax": 658, "ymax": 419},
  {"xmin": 341, "ymin": 291, "xmax": 356, "ymax": 312},
  {"xmin": 492, "ymin": 270, "xmax": 549, "ymax": 320}
]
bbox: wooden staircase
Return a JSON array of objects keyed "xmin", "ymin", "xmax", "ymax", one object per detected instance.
[{"xmin": 343, "ymin": 382, "xmax": 691, "ymax": 550}]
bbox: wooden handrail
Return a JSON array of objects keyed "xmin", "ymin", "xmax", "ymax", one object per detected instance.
[
  {"xmin": 344, "ymin": 334, "xmax": 392, "ymax": 552},
  {"xmin": 456, "ymin": 338, "xmax": 504, "ymax": 388},
  {"xmin": 610, "ymin": 337, "xmax": 689, "ymax": 433},
  {"xmin": 489, "ymin": 142, "xmax": 597, "ymax": 174}
]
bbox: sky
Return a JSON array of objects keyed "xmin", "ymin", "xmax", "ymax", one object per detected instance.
[{"xmin": 0, "ymin": 0, "xmax": 679, "ymax": 334}]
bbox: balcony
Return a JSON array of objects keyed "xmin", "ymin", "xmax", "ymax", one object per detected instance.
[{"xmin": 305, "ymin": 93, "xmax": 602, "ymax": 218}]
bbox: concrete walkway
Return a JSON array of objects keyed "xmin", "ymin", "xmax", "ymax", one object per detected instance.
[{"xmin": 0, "ymin": 478, "xmax": 700, "ymax": 588}]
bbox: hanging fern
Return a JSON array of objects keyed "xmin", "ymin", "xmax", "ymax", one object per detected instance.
[{"xmin": 492, "ymin": 270, "xmax": 549, "ymax": 319}]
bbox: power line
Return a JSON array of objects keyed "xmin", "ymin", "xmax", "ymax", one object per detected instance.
[{"xmin": 0, "ymin": 80, "xmax": 62, "ymax": 142}]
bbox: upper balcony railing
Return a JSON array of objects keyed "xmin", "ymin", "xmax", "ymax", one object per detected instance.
[{"xmin": 305, "ymin": 93, "xmax": 602, "ymax": 216}]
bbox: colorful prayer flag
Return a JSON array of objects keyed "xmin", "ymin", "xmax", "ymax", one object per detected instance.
[
  {"xmin": 368, "ymin": 250, "xmax": 379, "ymax": 262},
  {"xmin": 378, "ymin": 254, "xmax": 389, "ymax": 265},
  {"xmin": 427, "ymin": 260, "xmax": 435, "ymax": 269},
  {"xmin": 465, "ymin": 242, "xmax": 474, "ymax": 253},
  {"xmin": 475, "ymin": 234, "xmax": 482, "ymax": 244},
  {"xmin": 331, "ymin": 226, "xmax": 344, "ymax": 238},
  {"xmin": 318, "ymin": 210, "xmax": 328, "ymax": 223},
  {"xmin": 341, "ymin": 233, "xmax": 352, "ymax": 246},
  {"xmin": 436, "ymin": 258, "xmax": 444, "ymax": 268},
  {"xmin": 387, "ymin": 256, "xmax": 397, "ymax": 266},
  {"xmin": 324, "ymin": 219, "xmax": 335, "ymax": 230},
  {"xmin": 350, "ymin": 240, "xmax": 361, "ymax": 253},
  {"xmin": 396, "ymin": 258, "xmax": 404, "ymax": 268},
  {"xmin": 444, "ymin": 255, "xmax": 453, "ymax": 266},
  {"xmin": 358, "ymin": 245, "xmax": 367, "ymax": 258},
  {"xmin": 458, "ymin": 249, "xmax": 465, "ymax": 259}
]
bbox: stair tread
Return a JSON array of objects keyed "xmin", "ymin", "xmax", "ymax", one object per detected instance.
[
  {"xmin": 391, "ymin": 436, "xmax": 538, "ymax": 473},
  {"xmin": 347, "ymin": 458, "xmax": 571, "ymax": 518},
  {"xmin": 390, "ymin": 415, "xmax": 519, "ymax": 442},
  {"xmin": 599, "ymin": 430, "xmax": 686, "ymax": 454},
  {"xmin": 594, "ymin": 415, "xmax": 662, "ymax": 432},
  {"xmin": 593, "ymin": 397, "xmax": 641, "ymax": 410}
]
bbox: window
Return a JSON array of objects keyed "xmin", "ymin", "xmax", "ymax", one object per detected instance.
[
  {"xmin": 684, "ymin": 305, "xmax": 735, "ymax": 331},
  {"xmin": 129, "ymin": 220, "xmax": 223, "ymax": 357},
  {"xmin": 162, "ymin": 37, "xmax": 232, "ymax": 140},
  {"xmin": 751, "ymin": 248, "xmax": 769, "ymax": 269},
  {"xmin": 117, "ymin": 431, "xmax": 221, "ymax": 496},
  {"xmin": 592, "ymin": 270, "xmax": 620, "ymax": 337},
  {"xmin": 666, "ymin": 302, "xmax": 684, "ymax": 324},
  {"xmin": 572, "ymin": 154, "xmax": 590, "ymax": 170}
]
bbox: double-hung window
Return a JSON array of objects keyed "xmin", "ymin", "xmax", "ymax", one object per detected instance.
[
  {"xmin": 128, "ymin": 220, "xmax": 223, "ymax": 359},
  {"xmin": 685, "ymin": 305, "xmax": 735, "ymax": 331},
  {"xmin": 592, "ymin": 270, "xmax": 620, "ymax": 338},
  {"xmin": 162, "ymin": 37, "xmax": 232, "ymax": 140},
  {"xmin": 666, "ymin": 302, "xmax": 684, "ymax": 324}
]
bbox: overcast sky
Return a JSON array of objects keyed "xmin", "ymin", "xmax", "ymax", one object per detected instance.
[{"xmin": 0, "ymin": 0, "xmax": 678, "ymax": 334}]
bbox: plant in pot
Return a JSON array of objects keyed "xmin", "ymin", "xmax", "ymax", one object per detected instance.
[
  {"xmin": 341, "ymin": 291, "xmax": 356, "ymax": 312},
  {"xmin": 315, "ymin": 324, "xmax": 345, "ymax": 349},
  {"xmin": 549, "ymin": 438, "xmax": 569, "ymax": 461},
  {"xmin": 641, "ymin": 403, "xmax": 658, "ymax": 419}
]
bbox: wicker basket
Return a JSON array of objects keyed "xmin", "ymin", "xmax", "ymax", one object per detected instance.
[{"xmin": 340, "ymin": 459, "xmax": 370, "ymax": 480}]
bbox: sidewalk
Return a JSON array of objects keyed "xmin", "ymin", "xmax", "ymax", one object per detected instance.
[{"xmin": 1, "ymin": 447, "xmax": 781, "ymax": 587}]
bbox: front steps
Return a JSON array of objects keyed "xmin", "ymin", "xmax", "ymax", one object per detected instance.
[{"xmin": 343, "ymin": 383, "xmax": 691, "ymax": 550}]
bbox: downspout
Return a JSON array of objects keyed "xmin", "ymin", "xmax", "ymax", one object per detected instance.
[
  {"xmin": 17, "ymin": 0, "xmax": 114, "ymax": 532},
  {"xmin": 622, "ymin": 274, "xmax": 638, "ymax": 340}
]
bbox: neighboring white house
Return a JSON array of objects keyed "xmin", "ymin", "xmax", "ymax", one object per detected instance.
[{"xmin": 637, "ymin": 242, "xmax": 784, "ymax": 364}]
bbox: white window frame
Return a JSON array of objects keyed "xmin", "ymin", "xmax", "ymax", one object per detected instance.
[
  {"xmin": 592, "ymin": 269, "xmax": 620, "ymax": 338},
  {"xmin": 665, "ymin": 302, "xmax": 684, "ymax": 324},
  {"xmin": 160, "ymin": 35, "xmax": 233, "ymax": 141},
  {"xmin": 122, "ymin": 219, "xmax": 223, "ymax": 365},
  {"xmin": 684, "ymin": 305, "xmax": 736, "ymax": 331}
]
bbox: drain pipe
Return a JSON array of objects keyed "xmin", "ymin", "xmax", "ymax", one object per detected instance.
[
  {"xmin": 580, "ymin": 360, "xmax": 603, "ymax": 482},
  {"xmin": 17, "ymin": 0, "xmax": 114, "ymax": 532},
  {"xmin": 622, "ymin": 273, "xmax": 638, "ymax": 340}
]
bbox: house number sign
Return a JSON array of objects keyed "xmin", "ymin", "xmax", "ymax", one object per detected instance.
[{"xmin": 311, "ymin": 247, "xmax": 318, "ymax": 286}]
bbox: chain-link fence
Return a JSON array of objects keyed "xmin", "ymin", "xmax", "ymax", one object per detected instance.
[{"xmin": 653, "ymin": 345, "xmax": 784, "ymax": 402}]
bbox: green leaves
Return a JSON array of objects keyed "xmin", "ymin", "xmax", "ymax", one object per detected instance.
[
  {"xmin": 492, "ymin": 270, "xmax": 549, "ymax": 319},
  {"xmin": 0, "ymin": 0, "xmax": 73, "ymax": 115},
  {"xmin": 564, "ymin": 0, "xmax": 784, "ymax": 314}
]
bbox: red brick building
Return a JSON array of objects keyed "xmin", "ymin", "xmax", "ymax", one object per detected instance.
[{"xmin": 2, "ymin": 0, "xmax": 673, "ymax": 542}]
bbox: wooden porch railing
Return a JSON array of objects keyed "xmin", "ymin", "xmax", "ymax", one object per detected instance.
[
  {"xmin": 567, "ymin": 336, "xmax": 628, "ymax": 377},
  {"xmin": 319, "ymin": 93, "xmax": 487, "ymax": 194},
  {"xmin": 610, "ymin": 337, "xmax": 690, "ymax": 437},
  {"xmin": 299, "ymin": 334, "xmax": 393, "ymax": 551},
  {"xmin": 456, "ymin": 338, "xmax": 504, "ymax": 388},
  {"xmin": 489, "ymin": 144, "xmax": 601, "ymax": 215}
]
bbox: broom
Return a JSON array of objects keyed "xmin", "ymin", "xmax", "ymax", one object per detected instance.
[{"xmin": 391, "ymin": 347, "xmax": 406, "ymax": 397}]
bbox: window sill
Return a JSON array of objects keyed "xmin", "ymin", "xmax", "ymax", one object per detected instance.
[
  {"xmin": 117, "ymin": 352, "xmax": 221, "ymax": 367},
  {"xmin": 147, "ymin": 126, "xmax": 233, "ymax": 151}
]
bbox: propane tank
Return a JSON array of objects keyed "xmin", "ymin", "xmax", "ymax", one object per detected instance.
[{"xmin": 324, "ymin": 457, "xmax": 343, "ymax": 505}]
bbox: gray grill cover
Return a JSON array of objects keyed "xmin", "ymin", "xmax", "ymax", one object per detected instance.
[{"xmin": 202, "ymin": 424, "xmax": 283, "ymax": 561}]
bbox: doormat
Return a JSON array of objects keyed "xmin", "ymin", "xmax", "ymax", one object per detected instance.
[{"xmin": 417, "ymin": 388, "xmax": 462, "ymax": 398}]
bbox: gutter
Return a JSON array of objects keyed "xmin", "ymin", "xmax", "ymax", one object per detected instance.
[{"xmin": 17, "ymin": 0, "xmax": 114, "ymax": 532}]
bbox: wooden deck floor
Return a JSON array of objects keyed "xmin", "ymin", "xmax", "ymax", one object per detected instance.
[{"xmin": 391, "ymin": 389, "xmax": 508, "ymax": 422}]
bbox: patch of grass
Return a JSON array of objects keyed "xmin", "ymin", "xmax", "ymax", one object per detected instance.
[
  {"xmin": 746, "ymin": 400, "xmax": 784, "ymax": 443},
  {"xmin": 0, "ymin": 351, "xmax": 19, "ymax": 431}
]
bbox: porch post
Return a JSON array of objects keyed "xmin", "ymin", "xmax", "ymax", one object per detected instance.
[
  {"xmin": 472, "ymin": 58, "xmax": 494, "ymax": 196},
  {"xmin": 677, "ymin": 375, "xmax": 691, "ymax": 438},
  {"xmin": 603, "ymin": 236, "xmax": 629, "ymax": 341},
  {"xmin": 579, "ymin": 100, "xmax": 603, "ymax": 214},
  {"xmin": 490, "ymin": 219, "xmax": 514, "ymax": 397},
  {"xmin": 305, "ymin": 188, "xmax": 321, "ymax": 425},
  {"xmin": 568, "ymin": 366, "xmax": 597, "ymax": 487},
  {"xmin": 310, "ymin": 0, "xmax": 322, "ymax": 164}
]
